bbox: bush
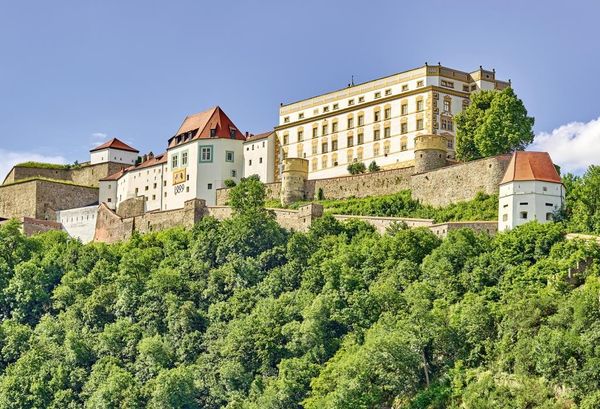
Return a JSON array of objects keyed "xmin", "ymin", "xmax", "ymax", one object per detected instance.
[
  {"xmin": 368, "ymin": 161, "xmax": 380, "ymax": 172},
  {"xmin": 223, "ymin": 179, "xmax": 237, "ymax": 188},
  {"xmin": 347, "ymin": 162, "xmax": 367, "ymax": 175}
]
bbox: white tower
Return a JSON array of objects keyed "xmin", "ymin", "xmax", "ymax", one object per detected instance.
[
  {"xmin": 90, "ymin": 138, "xmax": 139, "ymax": 165},
  {"xmin": 498, "ymin": 151, "xmax": 565, "ymax": 231}
]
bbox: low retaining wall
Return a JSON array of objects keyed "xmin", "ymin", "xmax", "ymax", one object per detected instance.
[{"xmin": 332, "ymin": 214, "xmax": 434, "ymax": 234}]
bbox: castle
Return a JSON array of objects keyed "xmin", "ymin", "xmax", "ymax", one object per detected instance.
[{"xmin": 0, "ymin": 64, "xmax": 564, "ymax": 242}]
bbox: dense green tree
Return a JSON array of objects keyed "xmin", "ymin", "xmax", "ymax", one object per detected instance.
[{"xmin": 455, "ymin": 87, "xmax": 534, "ymax": 161}]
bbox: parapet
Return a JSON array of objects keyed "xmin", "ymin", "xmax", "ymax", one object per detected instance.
[
  {"xmin": 414, "ymin": 134, "xmax": 448, "ymax": 152},
  {"xmin": 282, "ymin": 158, "xmax": 309, "ymax": 175}
]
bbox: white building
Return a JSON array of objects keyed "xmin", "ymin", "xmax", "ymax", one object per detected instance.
[
  {"xmin": 243, "ymin": 131, "xmax": 278, "ymax": 183},
  {"xmin": 90, "ymin": 138, "xmax": 139, "ymax": 165},
  {"xmin": 275, "ymin": 64, "xmax": 510, "ymax": 179},
  {"xmin": 100, "ymin": 106, "xmax": 246, "ymax": 211},
  {"xmin": 56, "ymin": 205, "xmax": 98, "ymax": 243},
  {"xmin": 498, "ymin": 151, "xmax": 565, "ymax": 231}
]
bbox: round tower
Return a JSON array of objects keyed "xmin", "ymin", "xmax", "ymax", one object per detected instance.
[
  {"xmin": 281, "ymin": 158, "xmax": 308, "ymax": 206},
  {"xmin": 414, "ymin": 134, "xmax": 448, "ymax": 173}
]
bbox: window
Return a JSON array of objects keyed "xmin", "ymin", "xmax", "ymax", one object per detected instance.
[
  {"xmin": 259, "ymin": 157, "xmax": 263, "ymax": 163},
  {"xmin": 385, "ymin": 88, "xmax": 392, "ymax": 96},
  {"xmin": 332, "ymin": 140, "xmax": 338, "ymax": 150},
  {"xmin": 181, "ymin": 151, "xmax": 188, "ymax": 166},
  {"xmin": 374, "ymin": 129, "xmax": 381, "ymax": 140},
  {"xmin": 283, "ymin": 134, "xmax": 289, "ymax": 145},
  {"xmin": 347, "ymin": 117, "xmax": 354, "ymax": 129},
  {"xmin": 374, "ymin": 92, "xmax": 381, "ymax": 99},
  {"xmin": 284, "ymin": 116, "xmax": 290, "ymax": 123},
  {"xmin": 503, "ymin": 214, "xmax": 508, "ymax": 222},
  {"xmin": 312, "ymin": 127, "xmax": 318, "ymax": 138},
  {"xmin": 447, "ymin": 138, "xmax": 454, "ymax": 149},
  {"xmin": 441, "ymin": 118, "xmax": 454, "ymax": 131},
  {"xmin": 323, "ymin": 106, "xmax": 329, "ymax": 112},
  {"xmin": 231, "ymin": 170, "xmax": 237, "ymax": 177},
  {"xmin": 401, "ymin": 123, "xmax": 408, "ymax": 134},
  {"xmin": 348, "ymin": 99, "xmax": 355, "ymax": 106},
  {"xmin": 401, "ymin": 104, "xmax": 408, "ymax": 115},
  {"xmin": 358, "ymin": 115, "xmax": 364, "ymax": 126},
  {"xmin": 546, "ymin": 202, "xmax": 553, "ymax": 207},
  {"xmin": 171, "ymin": 154, "xmax": 178, "ymax": 169},
  {"xmin": 416, "ymin": 119, "xmax": 424, "ymax": 130},
  {"xmin": 347, "ymin": 136, "xmax": 354, "ymax": 147},
  {"xmin": 520, "ymin": 211, "xmax": 528, "ymax": 219},
  {"xmin": 519, "ymin": 202, "xmax": 529, "ymax": 205},
  {"xmin": 546, "ymin": 213, "xmax": 554, "ymax": 221},
  {"xmin": 463, "ymin": 85, "xmax": 470, "ymax": 92},
  {"xmin": 322, "ymin": 124, "xmax": 328, "ymax": 135},
  {"xmin": 249, "ymin": 159, "xmax": 252, "ymax": 166},
  {"xmin": 332, "ymin": 122, "xmax": 338, "ymax": 132},
  {"xmin": 357, "ymin": 133, "xmax": 364, "ymax": 145},
  {"xmin": 384, "ymin": 127, "xmax": 391, "ymax": 138},
  {"xmin": 298, "ymin": 113, "xmax": 304, "ymax": 119},
  {"xmin": 417, "ymin": 80, "xmax": 424, "ymax": 87},
  {"xmin": 333, "ymin": 103, "xmax": 339, "ymax": 110},
  {"xmin": 298, "ymin": 129, "xmax": 304, "ymax": 141},
  {"xmin": 443, "ymin": 100, "xmax": 451, "ymax": 112},
  {"xmin": 417, "ymin": 100, "xmax": 424, "ymax": 111},
  {"xmin": 441, "ymin": 80, "xmax": 454, "ymax": 88},
  {"xmin": 107, "ymin": 198, "xmax": 112, "ymax": 202},
  {"xmin": 210, "ymin": 128, "xmax": 217, "ymax": 137},
  {"xmin": 153, "ymin": 183, "xmax": 157, "ymax": 188},
  {"xmin": 402, "ymin": 84, "xmax": 408, "ymax": 91},
  {"xmin": 230, "ymin": 129, "xmax": 236, "ymax": 139},
  {"xmin": 225, "ymin": 151, "xmax": 234, "ymax": 162},
  {"xmin": 199, "ymin": 146, "xmax": 213, "ymax": 162},
  {"xmin": 543, "ymin": 186, "xmax": 548, "ymax": 192},
  {"xmin": 471, "ymin": 84, "xmax": 477, "ymax": 91},
  {"xmin": 312, "ymin": 144, "xmax": 317, "ymax": 154},
  {"xmin": 358, "ymin": 96, "xmax": 365, "ymax": 103},
  {"xmin": 374, "ymin": 143, "xmax": 380, "ymax": 156},
  {"xmin": 164, "ymin": 181, "xmax": 167, "ymax": 187},
  {"xmin": 384, "ymin": 108, "xmax": 391, "ymax": 119},
  {"xmin": 207, "ymin": 183, "xmax": 213, "ymax": 190},
  {"xmin": 374, "ymin": 110, "xmax": 381, "ymax": 122},
  {"xmin": 152, "ymin": 194, "xmax": 156, "ymax": 200},
  {"xmin": 322, "ymin": 142, "xmax": 328, "ymax": 153}
]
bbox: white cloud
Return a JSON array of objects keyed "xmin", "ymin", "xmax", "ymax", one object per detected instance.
[
  {"xmin": 530, "ymin": 116, "xmax": 600, "ymax": 175},
  {"xmin": 91, "ymin": 132, "xmax": 107, "ymax": 139},
  {"xmin": 0, "ymin": 150, "xmax": 67, "ymax": 183}
]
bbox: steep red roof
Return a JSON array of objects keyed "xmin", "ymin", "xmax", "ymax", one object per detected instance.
[
  {"xmin": 500, "ymin": 151, "xmax": 562, "ymax": 184},
  {"xmin": 90, "ymin": 138, "xmax": 139, "ymax": 153},
  {"xmin": 168, "ymin": 106, "xmax": 245, "ymax": 149}
]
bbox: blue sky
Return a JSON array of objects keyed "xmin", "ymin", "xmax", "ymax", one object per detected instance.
[{"xmin": 1, "ymin": 0, "xmax": 599, "ymax": 175}]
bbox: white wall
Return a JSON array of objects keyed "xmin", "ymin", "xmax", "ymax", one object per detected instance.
[
  {"xmin": 243, "ymin": 134, "xmax": 275, "ymax": 182},
  {"xmin": 164, "ymin": 138, "xmax": 244, "ymax": 208},
  {"xmin": 56, "ymin": 205, "xmax": 98, "ymax": 243},
  {"xmin": 498, "ymin": 180, "xmax": 565, "ymax": 231},
  {"xmin": 115, "ymin": 162, "xmax": 166, "ymax": 212},
  {"xmin": 91, "ymin": 148, "xmax": 138, "ymax": 165},
  {"xmin": 99, "ymin": 180, "xmax": 117, "ymax": 209}
]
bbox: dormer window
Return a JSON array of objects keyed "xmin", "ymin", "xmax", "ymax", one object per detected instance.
[
  {"xmin": 210, "ymin": 128, "xmax": 217, "ymax": 138},
  {"xmin": 230, "ymin": 129, "xmax": 236, "ymax": 139}
]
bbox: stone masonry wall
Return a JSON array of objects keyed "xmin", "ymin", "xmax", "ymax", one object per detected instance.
[
  {"xmin": 411, "ymin": 155, "xmax": 511, "ymax": 207},
  {"xmin": 216, "ymin": 182, "xmax": 281, "ymax": 206},
  {"xmin": 306, "ymin": 167, "xmax": 414, "ymax": 201},
  {"xmin": 3, "ymin": 162, "xmax": 127, "ymax": 187},
  {"xmin": 0, "ymin": 180, "xmax": 98, "ymax": 220},
  {"xmin": 332, "ymin": 214, "xmax": 434, "ymax": 234}
]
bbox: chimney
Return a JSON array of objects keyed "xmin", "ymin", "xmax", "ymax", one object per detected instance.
[
  {"xmin": 148, "ymin": 151, "xmax": 154, "ymax": 160},
  {"xmin": 142, "ymin": 154, "xmax": 148, "ymax": 162},
  {"xmin": 245, "ymin": 131, "xmax": 249, "ymax": 138}
]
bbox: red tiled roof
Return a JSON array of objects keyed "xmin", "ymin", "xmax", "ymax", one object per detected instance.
[
  {"xmin": 500, "ymin": 151, "xmax": 562, "ymax": 184},
  {"xmin": 244, "ymin": 131, "xmax": 273, "ymax": 143},
  {"xmin": 90, "ymin": 138, "xmax": 139, "ymax": 153},
  {"xmin": 168, "ymin": 106, "xmax": 245, "ymax": 148},
  {"xmin": 99, "ymin": 153, "xmax": 167, "ymax": 182}
]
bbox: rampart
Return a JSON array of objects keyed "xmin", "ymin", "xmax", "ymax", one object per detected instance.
[
  {"xmin": 2, "ymin": 162, "xmax": 128, "ymax": 187},
  {"xmin": 215, "ymin": 154, "xmax": 511, "ymax": 208},
  {"xmin": 0, "ymin": 179, "xmax": 99, "ymax": 220}
]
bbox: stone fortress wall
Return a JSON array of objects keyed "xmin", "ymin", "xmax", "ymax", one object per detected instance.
[
  {"xmin": 216, "ymin": 154, "xmax": 511, "ymax": 208},
  {"xmin": 3, "ymin": 162, "xmax": 127, "ymax": 188},
  {"xmin": 0, "ymin": 179, "xmax": 99, "ymax": 220}
]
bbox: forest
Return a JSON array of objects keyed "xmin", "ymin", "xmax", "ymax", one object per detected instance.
[{"xmin": 0, "ymin": 166, "xmax": 599, "ymax": 408}]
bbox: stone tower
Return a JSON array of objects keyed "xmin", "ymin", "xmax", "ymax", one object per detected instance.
[
  {"xmin": 414, "ymin": 135, "xmax": 448, "ymax": 173},
  {"xmin": 281, "ymin": 158, "xmax": 308, "ymax": 206}
]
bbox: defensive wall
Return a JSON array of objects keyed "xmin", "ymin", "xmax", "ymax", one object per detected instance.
[
  {"xmin": 215, "ymin": 154, "xmax": 511, "ymax": 208},
  {"xmin": 94, "ymin": 197, "xmax": 495, "ymax": 244},
  {"xmin": 0, "ymin": 179, "xmax": 99, "ymax": 220},
  {"xmin": 0, "ymin": 217, "xmax": 64, "ymax": 236},
  {"xmin": 2, "ymin": 161, "xmax": 128, "ymax": 188}
]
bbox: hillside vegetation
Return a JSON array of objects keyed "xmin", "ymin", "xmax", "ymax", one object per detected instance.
[
  {"xmin": 267, "ymin": 191, "xmax": 499, "ymax": 223},
  {"xmin": 1, "ymin": 173, "xmax": 600, "ymax": 408}
]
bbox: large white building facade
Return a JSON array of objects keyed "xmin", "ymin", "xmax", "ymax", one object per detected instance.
[
  {"xmin": 243, "ymin": 131, "xmax": 278, "ymax": 183},
  {"xmin": 498, "ymin": 152, "xmax": 565, "ymax": 231},
  {"xmin": 275, "ymin": 64, "xmax": 510, "ymax": 179}
]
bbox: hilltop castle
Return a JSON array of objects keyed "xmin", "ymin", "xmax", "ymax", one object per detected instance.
[{"xmin": 0, "ymin": 64, "xmax": 563, "ymax": 242}]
